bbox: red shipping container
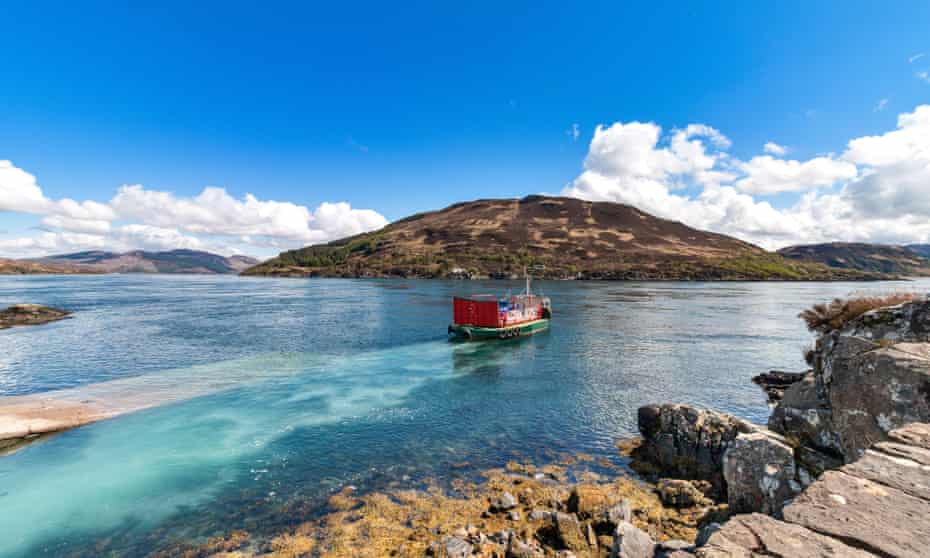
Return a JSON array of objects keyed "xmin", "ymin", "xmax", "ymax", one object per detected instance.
[{"xmin": 453, "ymin": 297, "xmax": 502, "ymax": 327}]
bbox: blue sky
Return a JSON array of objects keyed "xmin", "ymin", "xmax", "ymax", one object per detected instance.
[{"xmin": 2, "ymin": 1, "xmax": 930, "ymax": 257}]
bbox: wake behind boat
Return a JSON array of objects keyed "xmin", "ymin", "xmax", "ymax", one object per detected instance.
[{"xmin": 448, "ymin": 275, "xmax": 551, "ymax": 340}]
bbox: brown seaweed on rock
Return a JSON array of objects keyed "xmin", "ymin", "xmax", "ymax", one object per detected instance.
[{"xmin": 149, "ymin": 460, "xmax": 722, "ymax": 558}]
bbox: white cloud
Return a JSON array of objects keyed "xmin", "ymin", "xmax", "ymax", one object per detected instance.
[
  {"xmin": 562, "ymin": 104, "xmax": 930, "ymax": 249},
  {"xmin": 0, "ymin": 160, "xmax": 51, "ymax": 214},
  {"xmin": 0, "ymin": 163, "xmax": 388, "ymax": 258},
  {"xmin": 763, "ymin": 142, "xmax": 787, "ymax": 156},
  {"xmin": 909, "ymin": 53, "xmax": 925, "ymax": 64},
  {"xmin": 734, "ymin": 155, "xmax": 857, "ymax": 195},
  {"xmin": 917, "ymin": 70, "xmax": 930, "ymax": 84},
  {"xmin": 874, "ymin": 98, "xmax": 889, "ymax": 112}
]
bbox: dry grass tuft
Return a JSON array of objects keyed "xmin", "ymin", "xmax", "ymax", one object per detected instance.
[{"xmin": 799, "ymin": 293, "xmax": 922, "ymax": 332}]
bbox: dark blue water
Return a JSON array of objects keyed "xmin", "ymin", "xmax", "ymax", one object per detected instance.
[{"xmin": 0, "ymin": 275, "xmax": 922, "ymax": 557}]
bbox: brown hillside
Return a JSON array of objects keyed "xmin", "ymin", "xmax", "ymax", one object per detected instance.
[
  {"xmin": 244, "ymin": 196, "xmax": 879, "ymax": 280},
  {"xmin": 778, "ymin": 242, "xmax": 930, "ymax": 276}
]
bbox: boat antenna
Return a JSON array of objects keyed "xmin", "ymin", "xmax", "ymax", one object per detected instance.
[{"xmin": 525, "ymin": 265, "xmax": 530, "ymax": 295}]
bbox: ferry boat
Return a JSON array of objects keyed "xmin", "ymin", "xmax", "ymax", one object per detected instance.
[{"xmin": 448, "ymin": 275, "xmax": 551, "ymax": 340}]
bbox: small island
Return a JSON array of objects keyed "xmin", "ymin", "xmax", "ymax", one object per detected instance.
[{"xmin": 0, "ymin": 304, "xmax": 72, "ymax": 329}]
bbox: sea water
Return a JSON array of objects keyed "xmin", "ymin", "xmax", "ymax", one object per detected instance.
[{"xmin": 0, "ymin": 275, "xmax": 924, "ymax": 556}]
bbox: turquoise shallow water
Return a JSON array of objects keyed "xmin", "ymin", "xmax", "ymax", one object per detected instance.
[{"xmin": 0, "ymin": 275, "xmax": 925, "ymax": 557}]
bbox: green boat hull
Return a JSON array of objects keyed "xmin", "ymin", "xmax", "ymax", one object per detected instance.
[{"xmin": 448, "ymin": 319, "xmax": 550, "ymax": 340}]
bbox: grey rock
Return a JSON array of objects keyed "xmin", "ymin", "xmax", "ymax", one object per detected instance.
[
  {"xmin": 842, "ymin": 297, "xmax": 930, "ymax": 343},
  {"xmin": 604, "ymin": 499, "xmax": 633, "ymax": 527},
  {"xmin": 829, "ymin": 342, "xmax": 930, "ymax": 460},
  {"xmin": 441, "ymin": 536, "xmax": 473, "ymax": 558},
  {"xmin": 768, "ymin": 373, "xmax": 843, "ymax": 456},
  {"xmin": 492, "ymin": 491, "xmax": 518, "ymax": 511},
  {"xmin": 637, "ymin": 403, "xmax": 753, "ymax": 494},
  {"xmin": 794, "ymin": 445, "xmax": 843, "ymax": 480},
  {"xmin": 722, "ymin": 430, "xmax": 798, "ymax": 516},
  {"xmin": 528, "ymin": 509, "xmax": 552, "ymax": 521},
  {"xmin": 696, "ymin": 513, "xmax": 874, "ymax": 558},
  {"xmin": 610, "ymin": 521, "xmax": 654, "ymax": 558},
  {"xmin": 842, "ymin": 447, "xmax": 930, "ymax": 502},
  {"xmin": 658, "ymin": 539, "xmax": 693, "ymax": 551},
  {"xmin": 656, "ymin": 539, "xmax": 695, "ymax": 557},
  {"xmin": 490, "ymin": 530, "xmax": 513, "ymax": 544},
  {"xmin": 506, "ymin": 538, "xmax": 544, "ymax": 558},
  {"xmin": 783, "ymin": 470, "xmax": 930, "ymax": 558}
]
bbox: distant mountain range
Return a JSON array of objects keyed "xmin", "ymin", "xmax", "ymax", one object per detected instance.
[
  {"xmin": 777, "ymin": 243, "xmax": 930, "ymax": 275},
  {"xmin": 243, "ymin": 195, "xmax": 878, "ymax": 281},
  {"xmin": 0, "ymin": 250, "xmax": 259, "ymax": 275}
]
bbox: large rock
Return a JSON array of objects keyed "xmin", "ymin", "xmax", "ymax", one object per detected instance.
[
  {"xmin": 782, "ymin": 470, "xmax": 930, "ymax": 558},
  {"xmin": 841, "ymin": 298, "xmax": 930, "ymax": 342},
  {"xmin": 767, "ymin": 373, "xmax": 841, "ymax": 456},
  {"xmin": 829, "ymin": 342, "xmax": 930, "ymax": 460},
  {"xmin": 637, "ymin": 404, "xmax": 753, "ymax": 493},
  {"xmin": 774, "ymin": 298, "xmax": 930, "ymax": 464},
  {"xmin": 696, "ymin": 513, "xmax": 874, "ymax": 557},
  {"xmin": 842, "ymin": 446, "xmax": 930, "ymax": 502},
  {"xmin": 722, "ymin": 430, "xmax": 799, "ymax": 516},
  {"xmin": 610, "ymin": 521, "xmax": 654, "ymax": 558}
]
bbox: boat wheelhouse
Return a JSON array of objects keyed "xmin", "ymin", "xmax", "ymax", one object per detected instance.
[{"xmin": 448, "ymin": 277, "xmax": 551, "ymax": 340}]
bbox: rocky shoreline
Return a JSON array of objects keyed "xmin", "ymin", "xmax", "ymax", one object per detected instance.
[{"xmin": 151, "ymin": 294, "xmax": 930, "ymax": 557}]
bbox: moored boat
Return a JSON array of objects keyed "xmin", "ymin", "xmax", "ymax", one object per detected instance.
[{"xmin": 448, "ymin": 275, "xmax": 551, "ymax": 340}]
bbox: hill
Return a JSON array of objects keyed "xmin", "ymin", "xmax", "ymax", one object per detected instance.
[
  {"xmin": 34, "ymin": 249, "xmax": 259, "ymax": 274},
  {"xmin": 777, "ymin": 242, "xmax": 930, "ymax": 275},
  {"xmin": 243, "ymin": 196, "xmax": 877, "ymax": 280},
  {"xmin": 0, "ymin": 258, "xmax": 101, "ymax": 275},
  {"xmin": 906, "ymin": 244, "xmax": 930, "ymax": 259}
]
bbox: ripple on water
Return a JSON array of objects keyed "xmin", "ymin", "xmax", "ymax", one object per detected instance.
[{"xmin": 0, "ymin": 275, "xmax": 925, "ymax": 557}]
